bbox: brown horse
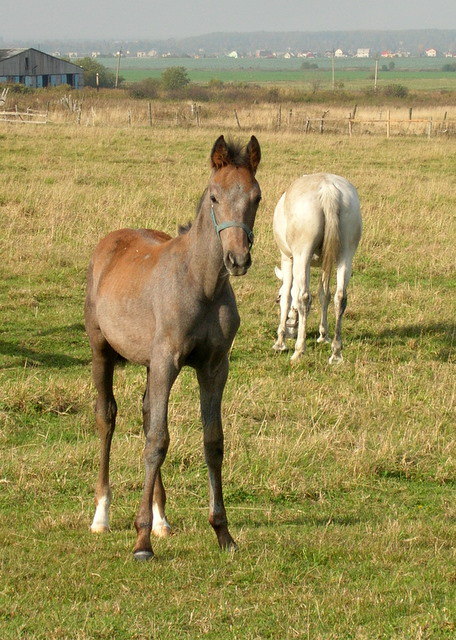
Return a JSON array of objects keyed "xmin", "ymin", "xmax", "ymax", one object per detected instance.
[{"xmin": 85, "ymin": 135, "xmax": 261, "ymax": 560}]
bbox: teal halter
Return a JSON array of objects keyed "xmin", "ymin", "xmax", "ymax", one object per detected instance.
[{"xmin": 210, "ymin": 205, "xmax": 254, "ymax": 250}]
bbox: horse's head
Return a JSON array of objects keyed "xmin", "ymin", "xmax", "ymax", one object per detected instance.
[{"xmin": 208, "ymin": 135, "xmax": 261, "ymax": 276}]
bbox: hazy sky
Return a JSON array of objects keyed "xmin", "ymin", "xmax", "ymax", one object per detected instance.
[{"xmin": 2, "ymin": 0, "xmax": 456, "ymax": 41}]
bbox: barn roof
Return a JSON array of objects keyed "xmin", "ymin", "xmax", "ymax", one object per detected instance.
[
  {"xmin": 0, "ymin": 48, "xmax": 27, "ymax": 62},
  {"xmin": 0, "ymin": 47, "xmax": 82, "ymax": 70}
]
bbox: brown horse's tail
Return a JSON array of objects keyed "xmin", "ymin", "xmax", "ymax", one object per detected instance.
[{"xmin": 319, "ymin": 178, "xmax": 341, "ymax": 292}]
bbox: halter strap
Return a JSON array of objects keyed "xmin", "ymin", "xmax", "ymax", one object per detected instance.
[{"xmin": 210, "ymin": 205, "xmax": 254, "ymax": 250}]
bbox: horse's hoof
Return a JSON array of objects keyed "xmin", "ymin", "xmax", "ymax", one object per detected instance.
[
  {"xmin": 272, "ymin": 342, "xmax": 287, "ymax": 352},
  {"xmin": 152, "ymin": 523, "xmax": 172, "ymax": 538},
  {"xmin": 133, "ymin": 550, "xmax": 154, "ymax": 561},
  {"xmin": 317, "ymin": 336, "xmax": 331, "ymax": 344},
  {"xmin": 219, "ymin": 538, "xmax": 238, "ymax": 552},
  {"xmin": 329, "ymin": 353, "xmax": 343, "ymax": 364},
  {"xmin": 290, "ymin": 352, "xmax": 303, "ymax": 364},
  {"xmin": 90, "ymin": 524, "xmax": 110, "ymax": 533}
]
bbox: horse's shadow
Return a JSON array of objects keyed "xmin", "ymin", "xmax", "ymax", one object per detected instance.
[
  {"xmin": 0, "ymin": 323, "xmax": 90, "ymax": 369},
  {"xmin": 353, "ymin": 322, "xmax": 454, "ymax": 362},
  {"xmin": 235, "ymin": 513, "xmax": 363, "ymax": 529}
]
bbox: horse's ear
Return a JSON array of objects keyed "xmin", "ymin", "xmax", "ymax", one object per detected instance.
[
  {"xmin": 210, "ymin": 135, "xmax": 230, "ymax": 170},
  {"xmin": 245, "ymin": 135, "xmax": 261, "ymax": 174}
]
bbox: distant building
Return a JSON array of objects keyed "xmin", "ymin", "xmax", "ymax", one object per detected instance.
[
  {"xmin": 0, "ymin": 48, "xmax": 83, "ymax": 88},
  {"xmin": 255, "ymin": 50, "xmax": 274, "ymax": 58},
  {"xmin": 227, "ymin": 51, "xmax": 238, "ymax": 58},
  {"xmin": 356, "ymin": 48, "xmax": 370, "ymax": 58},
  {"xmin": 334, "ymin": 49, "xmax": 345, "ymax": 57},
  {"xmin": 425, "ymin": 48, "xmax": 437, "ymax": 57},
  {"xmin": 137, "ymin": 52, "xmax": 147, "ymax": 57}
]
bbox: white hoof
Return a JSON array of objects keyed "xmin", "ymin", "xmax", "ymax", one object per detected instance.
[
  {"xmin": 90, "ymin": 523, "xmax": 110, "ymax": 533},
  {"xmin": 317, "ymin": 335, "xmax": 331, "ymax": 344},
  {"xmin": 91, "ymin": 497, "xmax": 110, "ymax": 533},
  {"xmin": 290, "ymin": 351, "xmax": 303, "ymax": 364},
  {"xmin": 329, "ymin": 353, "xmax": 343, "ymax": 365},
  {"xmin": 272, "ymin": 341, "xmax": 288, "ymax": 352},
  {"xmin": 152, "ymin": 522, "xmax": 172, "ymax": 538}
]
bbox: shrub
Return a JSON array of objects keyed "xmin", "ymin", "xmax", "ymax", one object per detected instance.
[
  {"xmin": 76, "ymin": 57, "xmax": 119, "ymax": 88},
  {"xmin": 442, "ymin": 62, "xmax": 456, "ymax": 72},
  {"xmin": 5, "ymin": 83, "xmax": 34, "ymax": 94},
  {"xmin": 161, "ymin": 67, "xmax": 190, "ymax": 91},
  {"xmin": 129, "ymin": 78, "xmax": 160, "ymax": 99},
  {"xmin": 382, "ymin": 83, "xmax": 409, "ymax": 98}
]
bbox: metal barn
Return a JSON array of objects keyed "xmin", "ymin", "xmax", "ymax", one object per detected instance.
[{"xmin": 0, "ymin": 48, "xmax": 83, "ymax": 89}]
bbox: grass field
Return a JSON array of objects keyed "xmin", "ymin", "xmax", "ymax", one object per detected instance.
[
  {"xmin": 99, "ymin": 56, "xmax": 456, "ymax": 91},
  {"xmin": 0, "ymin": 120, "xmax": 455, "ymax": 639}
]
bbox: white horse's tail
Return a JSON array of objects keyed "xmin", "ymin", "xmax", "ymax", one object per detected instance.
[{"xmin": 319, "ymin": 179, "xmax": 341, "ymax": 290}]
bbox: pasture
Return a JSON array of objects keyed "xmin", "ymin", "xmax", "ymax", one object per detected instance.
[
  {"xmin": 0, "ymin": 121, "xmax": 455, "ymax": 639},
  {"xmin": 100, "ymin": 56, "xmax": 456, "ymax": 92}
]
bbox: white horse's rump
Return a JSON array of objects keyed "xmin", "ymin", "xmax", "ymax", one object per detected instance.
[{"xmin": 273, "ymin": 173, "xmax": 362, "ymax": 364}]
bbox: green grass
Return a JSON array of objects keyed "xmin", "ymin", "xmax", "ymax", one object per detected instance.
[
  {"xmin": 0, "ymin": 124, "xmax": 455, "ymax": 639},
  {"xmin": 100, "ymin": 56, "xmax": 456, "ymax": 91}
]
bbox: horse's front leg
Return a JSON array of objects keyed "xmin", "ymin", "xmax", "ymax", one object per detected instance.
[
  {"xmin": 142, "ymin": 369, "xmax": 171, "ymax": 539},
  {"xmin": 197, "ymin": 356, "xmax": 237, "ymax": 551},
  {"xmin": 133, "ymin": 353, "xmax": 178, "ymax": 560}
]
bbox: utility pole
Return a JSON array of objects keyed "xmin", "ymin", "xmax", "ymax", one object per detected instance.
[
  {"xmin": 115, "ymin": 49, "xmax": 122, "ymax": 88},
  {"xmin": 374, "ymin": 58, "xmax": 378, "ymax": 91},
  {"xmin": 331, "ymin": 49, "xmax": 335, "ymax": 90}
]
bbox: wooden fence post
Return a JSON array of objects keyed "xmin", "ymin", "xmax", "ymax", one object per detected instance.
[
  {"xmin": 320, "ymin": 110, "xmax": 329, "ymax": 134},
  {"xmin": 234, "ymin": 109, "xmax": 241, "ymax": 130},
  {"xmin": 277, "ymin": 105, "xmax": 281, "ymax": 129},
  {"xmin": 386, "ymin": 110, "xmax": 391, "ymax": 138},
  {"xmin": 148, "ymin": 101, "xmax": 152, "ymax": 126},
  {"xmin": 196, "ymin": 105, "xmax": 201, "ymax": 127},
  {"xmin": 427, "ymin": 117, "xmax": 432, "ymax": 139}
]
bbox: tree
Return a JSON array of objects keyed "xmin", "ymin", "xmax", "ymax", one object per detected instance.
[
  {"xmin": 76, "ymin": 58, "xmax": 119, "ymax": 88},
  {"xmin": 160, "ymin": 66, "xmax": 190, "ymax": 91}
]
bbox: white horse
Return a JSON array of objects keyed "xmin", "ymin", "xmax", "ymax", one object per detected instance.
[{"xmin": 272, "ymin": 173, "xmax": 362, "ymax": 364}]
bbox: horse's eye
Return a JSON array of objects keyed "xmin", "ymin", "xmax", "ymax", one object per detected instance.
[
  {"xmin": 255, "ymin": 195, "xmax": 262, "ymax": 204},
  {"xmin": 210, "ymin": 195, "xmax": 218, "ymax": 203}
]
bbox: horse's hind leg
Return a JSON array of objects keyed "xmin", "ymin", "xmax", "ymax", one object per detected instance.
[
  {"xmin": 89, "ymin": 334, "xmax": 117, "ymax": 533},
  {"xmin": 133, "ymin": 350, "xmax": 178, "ymax": 560},
  {"xmin": 317, "ymin": 272, "xmax": 331, "ymax": 344},
  {"xmin": 142, "ymin": 369, "xmax": 171, "ymax": 539},
  {"xmin": 290, "ymin": 253, "xmax": 312, "ymax": 363},
  {"xmin": 329, "ymin": 257, "xmax": 353, "ymax": 364},
  {"xmin": 197, "ymin": 356, "xmax": 236, "ymax": 551},
  {"xmin": 273, "ymin": 253, "xmax": 293, "ymax": 352}
]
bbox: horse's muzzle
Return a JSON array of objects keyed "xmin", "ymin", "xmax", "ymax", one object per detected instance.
[{"xmin": 224, "ymin": 251, "xmax": 252, "ymax": 276}]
